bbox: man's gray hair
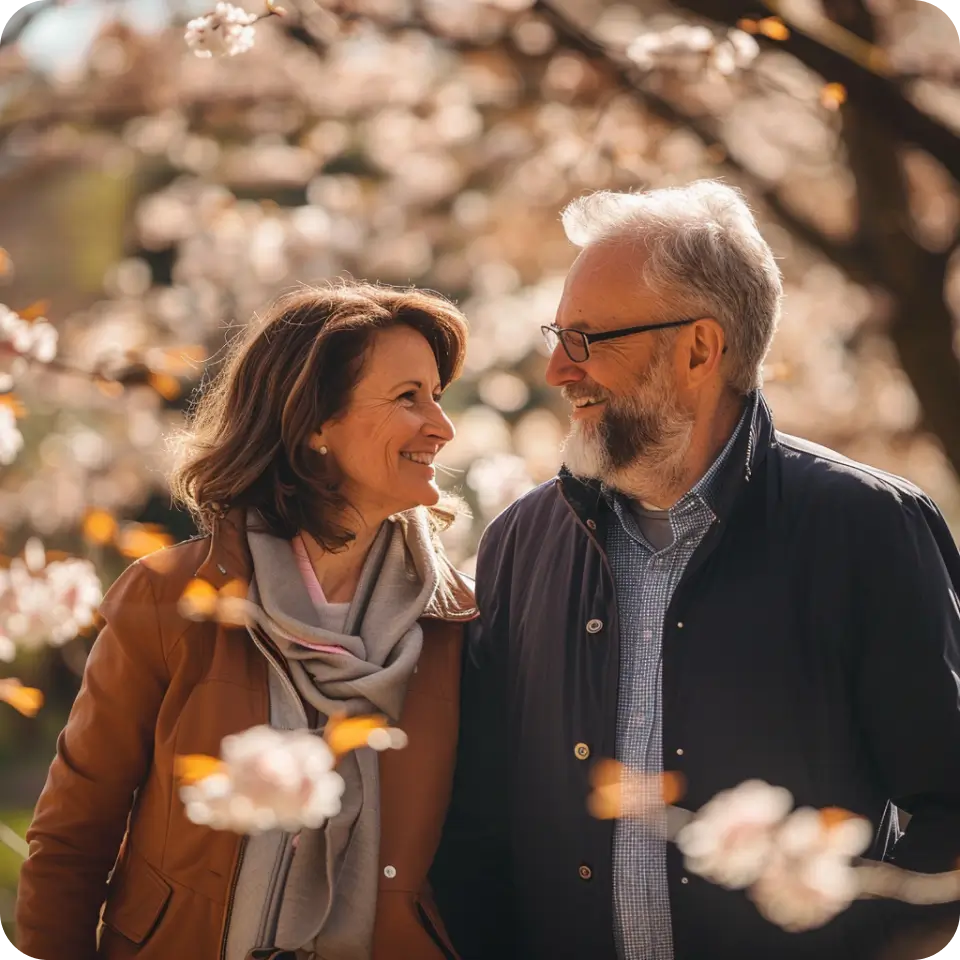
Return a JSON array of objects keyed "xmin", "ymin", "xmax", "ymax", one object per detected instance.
[{"xmin": 560, "ymin": 180, "xmax": 782, "ymax": 394}]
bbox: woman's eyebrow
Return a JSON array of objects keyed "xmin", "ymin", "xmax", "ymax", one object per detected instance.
[{"xmin": 389, "ymin": 380, "xmax": 422, "ymax": 392}]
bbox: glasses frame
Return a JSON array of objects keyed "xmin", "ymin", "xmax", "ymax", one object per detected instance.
[{"xmin": 541, "ymin": 317, "xmax": 702, "ymax": 363}]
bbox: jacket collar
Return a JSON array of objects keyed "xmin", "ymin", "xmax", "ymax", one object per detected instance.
[
  {"xmin": 557, "ymin": 390, "xmax": 776, "ymax": 529},
  {"xmin": 195, "ymin": 506, "xmax": 477, "ymax": 623}
]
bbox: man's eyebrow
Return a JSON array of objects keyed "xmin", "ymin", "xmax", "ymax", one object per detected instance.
[{"xmin": 559, "ymin": 319, "xmax": 598, "ymax": 333}]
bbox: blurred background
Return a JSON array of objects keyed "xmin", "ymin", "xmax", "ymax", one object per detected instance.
[{"xmin": 0, "ymin": 0, "xmax": 959, "ymax": 938}]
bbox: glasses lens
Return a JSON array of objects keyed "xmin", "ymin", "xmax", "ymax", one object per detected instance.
[
  {"xmin": 541, "ymin": 326, "xmax": 560, "ymax": 353},
  {"xmin": 562, "ymin": 330, "xmax": 588, "ymax": 362}
]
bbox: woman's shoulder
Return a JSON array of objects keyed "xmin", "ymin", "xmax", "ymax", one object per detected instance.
[
  {"xmin": 102, "ymin": 534, "xmax": 216, "ymax": 616},
  {"xmin": 427, "ymin": 550, "xmax": 477, "ymax": 624}
]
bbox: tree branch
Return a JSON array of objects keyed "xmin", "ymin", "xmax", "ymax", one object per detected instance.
[
  {"xmin": 532, "ymin": 0, "xmax": 874, "ymax": 280},
  {"xmin": 820, "ymin": 0, "xmax": 960, "ymax": 476},
  {"xmin": 671, "ymin": 0, "xmax": 960, "ymax": 186}
]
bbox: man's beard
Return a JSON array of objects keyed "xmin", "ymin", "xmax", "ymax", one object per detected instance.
[{"xmin": 561, "ymin": 350, "xmax": 694, "ymax": 497}]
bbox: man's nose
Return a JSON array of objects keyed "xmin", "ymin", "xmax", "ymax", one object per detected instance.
[{"xmin": 546, "ymin": 344, "xmax": 585, "ymax": 388}]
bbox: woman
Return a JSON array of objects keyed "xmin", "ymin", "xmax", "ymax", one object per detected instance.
[{"xmin": 15, "ymin": 283, "xmax": 477, "ymax": 960}]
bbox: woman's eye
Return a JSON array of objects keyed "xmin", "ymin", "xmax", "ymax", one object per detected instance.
[{"xmin": 398, "ymin": 391, "xmax": 417, "ymax": 404}]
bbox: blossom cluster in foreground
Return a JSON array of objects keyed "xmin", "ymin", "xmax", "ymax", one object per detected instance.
[
  {"xmin": 177, "ymin": 716, "xmax": 408, "ymax": 834},
  {"xmin": 0, "ymin": 539, "xmax": 103, "ymax": 662},
  {"xmin": 589, "ymin": 767, "xmax": 880, "ymax": 932},
  {"xmin": 676, "ymin": 780, "xmax": 872, "ymax": 931}
]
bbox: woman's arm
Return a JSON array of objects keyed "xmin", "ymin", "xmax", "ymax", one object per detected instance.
[
  {"xmin": 431, "ymin": 616, "xmax": 517, "ymax": 960},
  {"xmin": 15, "ymin": 561, "xmax": 169, "ymax": 960}
]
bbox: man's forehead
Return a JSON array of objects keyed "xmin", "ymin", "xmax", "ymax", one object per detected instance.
[{"xmin": 557, "ymin": 244, "xmax": 655, "ymax": 329}]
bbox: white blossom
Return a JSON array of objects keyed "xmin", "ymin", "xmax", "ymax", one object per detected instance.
[
  {"xmin": 0, "ymin": 305, "xmax": 58, "ymax": 366},
  {"xmin": 749, "ymin": 807, "xmax": 873, "ymax": 931},
  {"xmin": 0, "ymin": 406, "xmax": 23, "ymax": 465},
  {"xmin": 0, "ymin": 544, "xmax": 102, "ymax": 654},
  {"xmin": 676, "ymin": 779, "xmax": 794, "ymax": 889},
  {"xmin": 180, "ymin": 726, "xmax": 346, "ymax": 833},
  {"xmin": 626, "ymin": 25, "xmax": 759, "ymax": 77},
  {"xmin": 185, "ymin": 3, "xmax": 259, "ymax": 59}
]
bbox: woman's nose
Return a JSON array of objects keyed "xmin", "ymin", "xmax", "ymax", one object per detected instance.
[{"xmin": 424, "ymin": 400, "xmax": 455, "ymax": 443}]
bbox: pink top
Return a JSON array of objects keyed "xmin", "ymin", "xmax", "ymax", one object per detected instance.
[
  {"xmin": 293, "ymin": 534, "xmax": 328, "ymax": 606},
  {"xmin": 291, "ymin": 534, "xmax": 350, "ymax": 654}
]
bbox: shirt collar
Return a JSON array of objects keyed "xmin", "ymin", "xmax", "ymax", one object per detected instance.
[{"xmin": 603, "ymin": 392, "xmax": 755, "ymax": 519}]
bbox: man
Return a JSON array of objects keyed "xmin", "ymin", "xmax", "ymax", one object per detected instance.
[{"xmin": 432, "ymin": 181, "xmax": 960, "ymax": 960}]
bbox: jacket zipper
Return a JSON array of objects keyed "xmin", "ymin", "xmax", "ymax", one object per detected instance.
[{"xmin": 219, "ymin": 629, "xmax": 308, "ymax": 960}]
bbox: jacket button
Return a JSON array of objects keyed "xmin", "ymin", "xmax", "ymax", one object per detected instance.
[
  {"xmin": 574, "ymin": 742, "xmax": 590, "ymax": 760},
  {"xmin": 676, "ymin": 748, "xmax": 684, "ymax": 756},
  {"xmin": 383, "ymin": 865, "xmax": 397, "ymax": 879},
  {"xmin": 677, "ymin": 622, "xmax": 684, "ymax": 629},
  {"xmin": 586, "ymin": 519, "xmax": 597, "ymax": 531},
  {"xmin": 586, "ymin": 619, "xmax": 603, "ymax": 634},
  {"xmin": 578, "ymin": 864, "xmax": 593, "ymax": 881},
  {"xmin": 681, "ymin": 877, "xmax": 689, "ymax": 884}
]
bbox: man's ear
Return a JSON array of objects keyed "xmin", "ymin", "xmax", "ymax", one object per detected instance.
[{"xmin": 686, "ymin": 319, "xmax": 725, "ymax": 385}]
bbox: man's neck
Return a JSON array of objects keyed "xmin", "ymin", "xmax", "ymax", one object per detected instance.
[{"xmin": 619, "ymin": 392, "xmax": 746, "ymax": 510}]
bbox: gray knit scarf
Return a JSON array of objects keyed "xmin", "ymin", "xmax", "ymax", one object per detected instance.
[{"xmin": 242, "ymin": 507, "xmax": 440, "ymax": 960}]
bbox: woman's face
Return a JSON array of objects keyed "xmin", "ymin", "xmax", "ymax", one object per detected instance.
[{"xmin": 316, "ymin": 325, "xmax": 455, "ymax": 524}]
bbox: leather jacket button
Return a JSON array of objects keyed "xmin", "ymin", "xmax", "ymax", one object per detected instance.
[
  {"xmin": 578, "ymin": 864, "xmax": 593, "ymax": 881},
  {"xmin": 586, "ymin": 619, "xmax": 603, "ymax": 634}
]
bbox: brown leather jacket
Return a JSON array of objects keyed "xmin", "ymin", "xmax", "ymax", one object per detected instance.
[{"xmin": 15, "ymin": 509, "xmax": 476, "ymax": 960}]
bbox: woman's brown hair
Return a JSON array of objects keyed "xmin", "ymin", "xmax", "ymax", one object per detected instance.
[{"xmin": 169, "ymin": 282, "xmax": 468, "ymax": 550}]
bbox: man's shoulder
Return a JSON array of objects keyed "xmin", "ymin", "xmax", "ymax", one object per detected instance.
[
  {"xmin": 485, "ymin": 477, "xmax": 564, "ymax": 532},
  {"xmin": 476, "ymin": 477, "xmax": 574, "ymax": 568},
  {"xmin": 775, "ymin": 431, "xmax": 938, "ymax": 522}
]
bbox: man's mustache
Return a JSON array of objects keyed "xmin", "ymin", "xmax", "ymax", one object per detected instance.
[{"xmin": 561, "ymin": 384, "xmax": 612, "ymax": 405}]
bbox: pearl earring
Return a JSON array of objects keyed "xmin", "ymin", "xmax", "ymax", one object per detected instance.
[{"xmin": 318, "ymin": 445, "xmax": 328, "ymax": 455}]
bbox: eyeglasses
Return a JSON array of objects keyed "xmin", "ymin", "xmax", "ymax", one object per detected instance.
[{"xmin": 541, "ymin": 318, "xmax": 701, "ymax": 363}]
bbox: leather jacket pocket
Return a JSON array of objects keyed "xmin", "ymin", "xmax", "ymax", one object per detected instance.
[{"xmin": 102, "ymin": 857, "xmax": 172, "ymax": 946}]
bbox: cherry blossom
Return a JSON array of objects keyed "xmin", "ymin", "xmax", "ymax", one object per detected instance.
[
  {"xmin": 0, "ymin": 304, "xmax": 58, "ymax": 364},
  {"xmin": 675, "ymin": 779, "xmax": 795, "ymax": 889},
  {"xmin": 749, "ymin": 807, "xmax": 873, "ymax": 931},
  {"xmin": 0, "ymin": 540, "xmax": 102, "ymax": 656},
  {"xmin": 177, "ymin": 718, "xmax": 409, "ymax": 834},
  {"xmin": 0, "ymin": 405, "xmax": 23, "ymax": 466},
  {"xmin": 179, "ymin": 726, "xmax": 346, "ymax": 833},
  {"xmin": 626, "ymin": 25, "xmax": 759, "ymax": 77},
  {"xmin": 185, "ymin": 3, "xmax": 261, "ymax": 59}
]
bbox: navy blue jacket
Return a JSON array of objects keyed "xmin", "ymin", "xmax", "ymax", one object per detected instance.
[{"xmin": 432, "ymin": 394, "xmax": 960, "ymax": 960}]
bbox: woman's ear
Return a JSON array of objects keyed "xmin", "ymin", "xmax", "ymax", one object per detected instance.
[{"xmin": 309, "ymin": 433, "xmax": 329, "ymax": 456}]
